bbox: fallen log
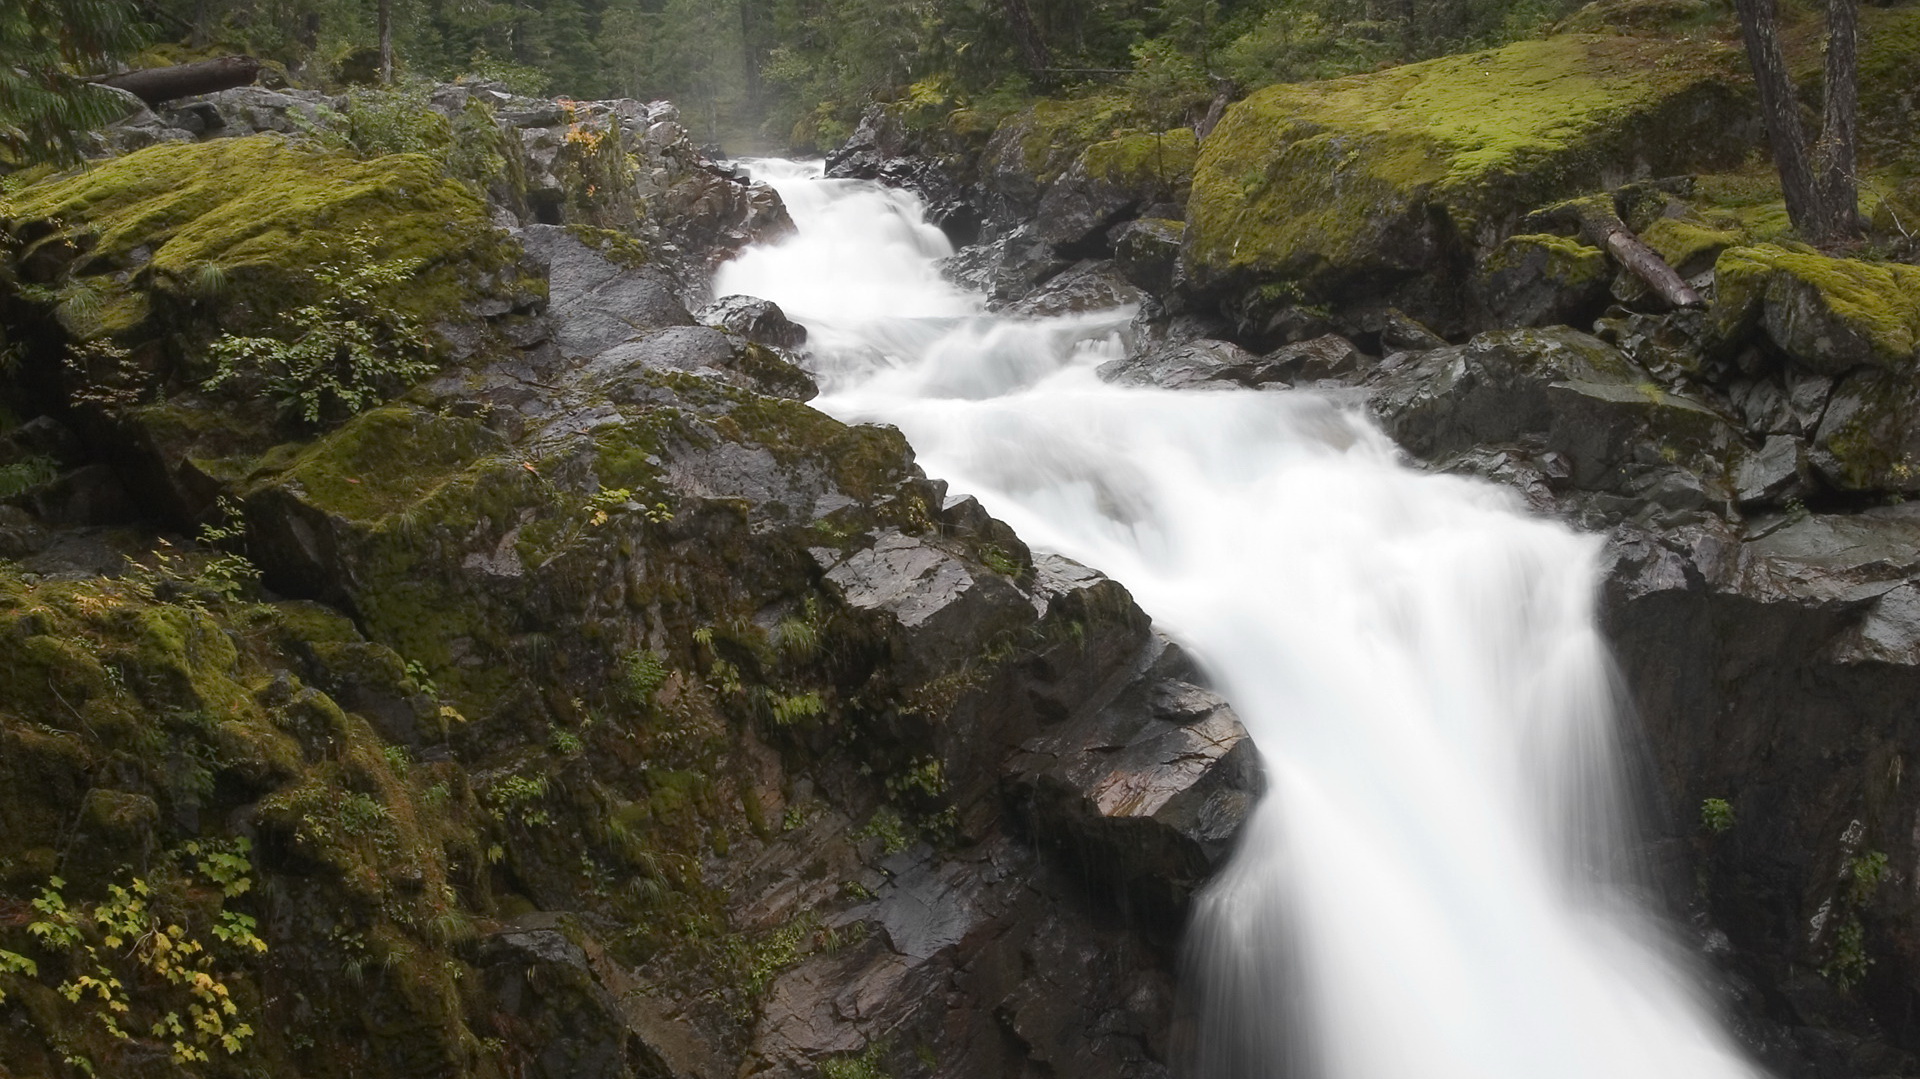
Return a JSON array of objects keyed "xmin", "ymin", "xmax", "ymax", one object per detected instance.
[
  {"xmin": 97, "ymin": 56, "xmax": 263, "ymax": 107},
  {"xmin": 1532, "ymin": 195, "xmax": 1702, "ymax": 309}
]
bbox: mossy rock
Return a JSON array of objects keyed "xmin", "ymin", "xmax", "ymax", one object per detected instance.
[
  {"xmin": 1186, "ymin": 33, "xmax": 1756, "ymax": 315},
  {"xmin": 1641, "ymin": 215, "xmax": 1744, "ymax": 276},
  {"xmin": 1555, "ymin": 0, "xmax": 1721, "ymax": 35},
  {"xmin": 1711, "ymin": 244, "xmax": 1920, "ymax": 375},
  {"xmin": 1081, "ymin": 129, "xmax": 1199, "ymax": 190},
  {"xmin": 3, "ymin": 133, "xmax": 518, "ymax": 337},
  {"xmin": 1475, "ymin": 232, "xmax": 1612, "ymax": 328}
]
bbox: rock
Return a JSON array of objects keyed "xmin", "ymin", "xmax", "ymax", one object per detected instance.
[
  {"xmin": 470, "ymin": 924, "xmax": 635, "ymax": 1079},
  {"xmin": 1735, "ymin": 434, "xmax": 1808, "ymax": 504},
  {"xmin": 816, "ymin": 529, "xmax": 1034, "ymax": 680},
  {"xmin": 1805, "ymin": 367, "xmax": 1920, "ymax": 493},
  {"xmin": 697, "ymin": 294, "xmax": 808, "ymax": 349},
  {"xmin": 1111, "ymin": 217, "xmax": 1185, "ymax": 297},
  {"xmin": 1007, "ymin": 633, "xmax": 1265, "ymax": 918},
  {"xmin": 1475, "ymin": 233, "xmax": 1613, "ymax": 329},
  {"xmin": 1002, "ymin": 259, "xmax": 1143, "ymax": 318},
  {"xmin": 942, "ymin": 224, "xmax": 1068, "ymax": 306},
  {"xmin": 1370, "ymin": 326, "xmax": 1740, "ymax": 504},
  {"xmin": 517, "ymin": 224, "xmax": 692, "ymax": 358},
  {"xmin": 1033, "ymin": 130, "xmax": 1197, "ymax": 252},
  {"xmin": 194, "ymin": 86, "xmax": 338, "ymax": 136},
  {"xmin": 1711, "ymin": 245, "xmax": 1920, "ymax": 376},
  {"xmin": 1380, "ymin": 308, "xmax": 1447, "ymax": 352},
  {"xmin": 1257, "ymin": 333, "xmax": 1371, "ymax": 384},
  {"xmin": 1186, "ymin": 35, "xmax": 1757, "ymax": 329},
  {"xmin": 1098, "ymin": 337, "xmax": 1264, "ymax": 390}
]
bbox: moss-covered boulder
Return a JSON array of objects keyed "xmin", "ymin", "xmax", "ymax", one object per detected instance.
[
  {"xmin": 1474, "ymin": 232, "xmax": 1612, "ymax": 329},
  {"xmin": 3, "ymin": 134, "xmax": 522, "ymax": 340},
  {"xmin": 1034, "ymin": 129, "xmax": 1198, "ymax": 250},
  {"xmin": 1186, "ymin": 33, "xmax": 1756, "ymax": 329},
  {"xmin": 1710, "ymin": 244, "xmax": 1920, "ymax": 376}
]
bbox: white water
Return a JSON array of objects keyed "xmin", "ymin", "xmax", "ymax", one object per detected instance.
[{"xmin": 717, "ymin": 160, "xmax": 1761, "ymax": 1079}]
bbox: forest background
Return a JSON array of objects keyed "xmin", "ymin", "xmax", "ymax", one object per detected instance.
[{"xmin": 83, "ymin": 0, "xmax": 1587, "ymax": 153}]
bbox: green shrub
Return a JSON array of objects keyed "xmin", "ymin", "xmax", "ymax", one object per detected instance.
[{"xmin": 204, "ymin": 232, "xmax": 435, "ymax": 426}]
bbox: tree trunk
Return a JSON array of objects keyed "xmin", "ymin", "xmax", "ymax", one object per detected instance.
[
  {"xmin": 738, "ymin": 0, "xmax": 762, "ymax": 118},
  {"xmin": 99, "ymin": 56, "xmax": 263, "ymax": 106},
  {"xmin": 378, "ymin": 0, "xmax": 394, "ymax": 84},
  {"xmin": 1732, "ymin": 0, "xmax": 1862, "ymax": 242},
  {"xmin": 1541, "ymin": 196, "xmax": 1703, "ymax": 309},
  {"xmin": 1000, "ymin": 0, "xmax": 1051, "ymax": 80},
  {"xmin": 1811, "ymin": 0, "xmax": 1862, "ymax": 238}
]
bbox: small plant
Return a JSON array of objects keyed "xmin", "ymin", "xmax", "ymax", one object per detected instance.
[
  {"xmin": 0, "ymin": 454, "xmax": 57, "ymax": 498},
  {"xmin": 1700, "ymin": 797, "xmax": 1735, "ymax": 835},
  {"xmin": 769, "ymin": 690, "xmax": 826, "ymax": 727},
  {"xmin": 977, "ymin": 543, "xmax": 1021, "ymax": 577},
  {"xmin": 488, "ymin": 773, "xmax": 551, "ymax": 827},
  {"xmin": 618, "ymin": 649, "xmax": 670, "ymax": 706},
  {"xmin": 1823, "ymin": 915, "xmax": 1871, "ymax": 989},
  {"xmin": 1847, "ymin": 850, "xmax": 1890, "ymax": 904},
  {"xmin": 856, "ymin": 807, "xmax": 911, "ymax": 855},
  {"xmin": 204, "ymin": 232, "xmax": 435, "ymax": 426},
  {"xmin": 336, "ymin": 792, "xmax": 391, "ymax": 837},
  {"xmin": 382, "ymin": 744, "xmax": 413, "ymax": 775},
  {"xmin": 819, "ymin": 1040, "xmax": 893, "ymax": 1079},
  {"xmin": 550, "ymin": 726, "xmax": 585, "ymax": 755}
]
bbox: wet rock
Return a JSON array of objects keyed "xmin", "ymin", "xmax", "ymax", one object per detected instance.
[
  {"xmin": 470, "ymin": 923, "xmax": 635, "ymax": 1079},
  {"xmin": 1111, "ymin": 217, "xmax": 1185, "ymax": 297},
  {"xmin": 517, "ymin": 224, "xmax": 692, "ymax": 358},
  {"xmin": 1003, "ymin": 259, "xmax": 1143, "ymax": 318},
  {"xmin": 942, "ymin": 224, "xmax": 1068, "ymax": 307},
  {"xmin": 1475, "ymin": 233, "xmax": 1613, "ymax": 329},
  {"xmin": 1033, "ymin": 130, "xmax": 1197, "ymax": 252},
  {"xmin": 1257, "ymin": 333, "xmax": 1371, "ymax": 384},
  {"xmin": 697, "ymin": 294, "xmax": 808, "ymax": 349},
  {"xmin": 1098, "ymin": 337, "xmax": 1262, "ymax": 390},
  {"xmin": 1734, "ymin": 434, "xmax": 1808, "ymax": 505},
  {"xmin": 816, "ymin": 528, "xmax": 1034, "ymax": 680},
  {"xmin": 1007, "ymin": 634, "xmax": 1265, "ymax": 918},
  {"xmin": 1369, "ymin": 326, "xmax": 1740, "ymax": 504},
  {"xmin": 1711, "ymin": 245, "xmax": 1920, "ymax": 376}
]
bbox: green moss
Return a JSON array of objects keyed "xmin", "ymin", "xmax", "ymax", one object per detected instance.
[
  {"xmin": 1859, "ymin": 3, "xmax": 1920, "ymax": 170},
  {"xmin": 1712, "ymin": 244, "xmax": 1920, "ymax": 371},
  {"xmin": 277, "ymin": 405, "xmax": 504, "ymax": 523},
  {"xmin": 1485, "ymin": 232, "xmax": 1609, "ymax": 284},
  {"xmin": 1014, "ymin": 93, "xmax": 1138, "ymax": 184},
  {"xmin": 5, "ymin": 134, "xmax": 514, "ymax": 334},
  {"xmin": 1187, "ymin": 33, "xmax": 1751, "ymax": 297},
  {"xmin": 1641, "ymin": 216, "xmax": 1744, "ymax": 274},
  {"xmin": 1080, "ymin": 129, "xmax": 1199, "ymax": 188}
]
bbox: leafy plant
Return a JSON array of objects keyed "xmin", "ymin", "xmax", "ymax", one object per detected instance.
[
  {"xmin": 1700, "ymin": 797, "xmax": 1735, "ymax": 835},
  {"xmin": 0, "ymin": 454, "xmax": 57, "ymax": 498},
  {"xmin": 618, "ymin": 649, "xmax": 670, "ymax": 706},
  {"xmin": 204, "ymin": 232, "xmax": 435, "ymax": 426}
]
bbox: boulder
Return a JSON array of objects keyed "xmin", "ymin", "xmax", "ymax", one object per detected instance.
[
  {"xmin": 1033, "ymin": 129, "xmax": 1197, "ymax": 252},
  {"xmin": 1098, "ymin": 337, "xmax": 1265, "ymax": 390},
  {"xmin": 1711, "ymin": 245, "xmax": 1920, "ymax": 376},
  {"xmin": 1007, "ymin": 632, "xmax": 1264, "ymax": 918},
  {"xmin": 697, "ymin": 294, "xmax": 809, "ymax": 349},
  {"xmin": 1111, "ymin": 217, "xmax": 1185, "ymax": 297},
  {"xmin": 1369, "ymin": 326, "xmax": 1740, "ymax": 504},
  {"xmin": 1186, "ymin": 34, "xmax": 1757, "ymax": 328},
  {"xmin": 1002, "ymin": 259, "xmax": 1143, "ymax": 318},
  {"xmin": 1475, "ymin": 233, "xmax": 1613, "ymax": 329}
]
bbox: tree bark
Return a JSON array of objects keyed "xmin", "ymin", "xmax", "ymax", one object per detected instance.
[
  {"xmin": 378, "ymin": 0, "xmax": 394, "ymax": 84},
  {"xmin": 1811, "ymin": 0, "xmax": 1861, "ymax": 238},
  {"xmin": 1541, "ymin": 197, "xmax": 1703, "ymax": 309},
  {"xmin": 1000, "ymin": 0, "xmax": 1052, "ymax": 81},
  {"xmin": 1732, "ymin": 0, "xmax": 1862, "ymax": 242},
  {"xmin": 99, "ymin": 56, "xmax": 263, "ymax": 106}
]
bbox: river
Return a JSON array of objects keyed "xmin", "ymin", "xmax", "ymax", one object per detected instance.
[{"xmin": 715, "ymin": 159, "xmax": 1761, "ymax": 1079}]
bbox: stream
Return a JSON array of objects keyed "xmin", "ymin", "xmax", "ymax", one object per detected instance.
[{"xmin": 715, "ymin": 159, "xmax": 1762, "ymax": 1079}]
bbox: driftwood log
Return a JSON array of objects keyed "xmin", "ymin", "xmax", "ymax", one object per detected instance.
[
  {"xmin": 1533, "ymin": 195, "xmax": 1702, "ymax": 309},
  {"xmin": 98, "ymin": 56, "xmax": 263, "ymax": 107}
]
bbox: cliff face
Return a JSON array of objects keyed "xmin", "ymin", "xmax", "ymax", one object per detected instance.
[
  {"xmin": 826, "ymin": 4, "xmax": 1920, "ymax": 1075},
  {"xmin": 0, "ymin": 84, "xmax": 1257, "ymax": 1078}
]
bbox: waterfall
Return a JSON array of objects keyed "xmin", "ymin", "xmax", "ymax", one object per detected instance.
[{"xmin": 716, "ymin": 159, "xmax": 1762, "ymax": 1079}]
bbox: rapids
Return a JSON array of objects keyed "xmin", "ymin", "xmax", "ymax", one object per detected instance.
[{"xmin": 716, "ymin": 159, "xmax": 1762, "ymax": 1079}]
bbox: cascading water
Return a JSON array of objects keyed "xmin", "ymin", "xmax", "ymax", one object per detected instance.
[{"xmin": 717, "ymin": 160, "xmax": 1763, "ymax": 1079}]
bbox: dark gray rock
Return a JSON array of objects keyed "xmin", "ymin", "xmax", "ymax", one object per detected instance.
[
  {"xmin": 1111, "ymin": 218, "xmax": 1184, "ymax": 298},
  {"xmin": 697, "ymin": 294, "xmax": 808, "ymax": 349},
  {"xmin": 1098, "ymin": 338, "xmax": 1263, "ymax": 390},
  {"xmin": 816, "ymin": 528, "xmax": 1034, "ymax": 680},
  {"xmin": 1258, "ymin": 333, "xmax": 1372, "ymax": 384},
  {"xmin": 942, "ymin": 225, "xmax": 1068, "ymax": 307},
  {"xmin": 1003, "ymin": 259, "xmax": 1142, "ymax": 318},
  {"xmin": 517, "ymin": 224, "xmax": 692, "ymax": 358}
]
